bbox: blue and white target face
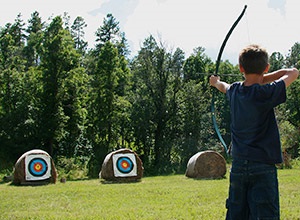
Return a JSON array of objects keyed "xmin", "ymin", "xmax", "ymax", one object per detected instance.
[
  {"xmin": 112, "ymin": 153, "xmax": 137, "ymax": 177},
  {"xmin": 25, "ymin": 154, "xmax": 51, "ymax": 181}
]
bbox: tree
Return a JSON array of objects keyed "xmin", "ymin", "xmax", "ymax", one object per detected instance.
[
  {"xmin": 9, "ymin": 13, "xmax": 26, "ymax": 47},
  {"xmin": 87, "ymin": 14, "xmax": 131, "ymax": 177},
  {"xmin": 179, "ymin": 80, "xmax": 212, "ymax": 167},
  {"xmin": 39, "ymin": 16, "xmax": 81, "ymax": 156},
  {"xmin": 94, "ymin": 13, "xmax": 128, "ymax": 56},
  {"xmin": 130, "ymin": 36, "xmax": 184, "ymax": 174},
  {"xmin": 269, "ymin": 52, "xmax": 285, "ymax": 72},
  {"xmin": 71, "ymin": 16, "xmax": 88, "ymax": 55},
  {"xmin": 95, "ymin": 14, "xmax": 120, "ymax": 47},
  {"xmin": 23, "ymin": 11, "xmax": 44, "ymax": 70},
  {"xmin": 23, "ymin": 11, "xmax": 44, "ymax": 69},
  {"xmin": 59, "ymin": 67, "xmax": 90, "ymax": 158},
  {"xmin": 183, "ymin": 47, "xmax": 212, "ymax": 82},
  {"xmin": 0, "ymin": 18, "xmax": 31, "ymax": 164},
  {"xmin": 283, "ymin": 43, "xmax": 300, "ymax": 129},
  {"xmin": 285, "ymin": 42, "xmax": 300, "ymax": 69},
  {"xmin": 87, "ymin": 41, "xmax": 121, "ymax": 177},
  {"xmin": 269, "ymin": 44, "xmax": 300, "ymax": 159}
]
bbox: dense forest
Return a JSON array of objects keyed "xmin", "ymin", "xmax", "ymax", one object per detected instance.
[{"xmin": 0, "ymin": 12, "xmax": 299, "ymax": 177}]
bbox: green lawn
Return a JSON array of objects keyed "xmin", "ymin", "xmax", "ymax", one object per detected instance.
[{"xmin": 0, "ymin": 168, "xmax": 299, "ymax": 220}]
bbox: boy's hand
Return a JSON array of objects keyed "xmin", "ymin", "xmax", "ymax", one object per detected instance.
[
  {"xmin": 209, "ymin": 75, "xmax": 220, "ymax": 87},
  {"xmin": 209, "ymin": 75, "xmax": 229, "ymax": 94}
]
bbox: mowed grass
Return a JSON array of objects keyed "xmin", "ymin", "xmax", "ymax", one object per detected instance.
[{"xmin": 0, "ymin": 168, "xmax": 300, "ymax": 220}]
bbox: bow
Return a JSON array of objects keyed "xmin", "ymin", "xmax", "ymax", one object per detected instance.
[{"xmin": 211, "ymin": 5, "xmax": 247, "ymax": 155}]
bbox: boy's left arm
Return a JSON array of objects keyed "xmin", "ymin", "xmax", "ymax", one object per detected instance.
[
  {"xmin": 209, "ymin": 75, "xmax": 230, "ymax": 93},
  {"xmin": 263, "ymin": 68, "xmax": 299, "ymax": 86}
]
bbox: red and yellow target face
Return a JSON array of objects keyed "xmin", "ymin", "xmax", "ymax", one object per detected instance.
[
  {"xmin": 112, "ymin": 153, "xmax": 137, "ymax": 177},
  {"xmin": 25, "ymin": 154, "xmax": 51, "ymax": 181},
  {"xmin": 29, "ymin": 159, "xmax": 47, "ymax": 176},
  {"xmin": 117, "ymin": 157, "xmax": 134, "ymax": 174}
]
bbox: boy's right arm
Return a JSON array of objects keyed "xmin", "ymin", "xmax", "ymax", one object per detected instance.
[
  {"xmin": 209, "ymin": 75, "xmax": 230, "ymax": 93},
  {"xmin": 263, "ymin": 68, "xmax": 299, "ymax": 87}
]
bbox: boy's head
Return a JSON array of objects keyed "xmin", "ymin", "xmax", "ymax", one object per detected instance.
[{"xmin": 239, "ymin": 44, "xmax": 269, "ymax": 75}]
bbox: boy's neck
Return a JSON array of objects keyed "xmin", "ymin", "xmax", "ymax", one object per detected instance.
[{"xmin": 243, "ymin": 73, "xmax": 264, "ymax": 86}]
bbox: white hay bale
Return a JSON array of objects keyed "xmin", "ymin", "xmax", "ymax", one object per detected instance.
[{"xmin": 185, "ymin": 150, "xmax": 226, "ymax": 179}]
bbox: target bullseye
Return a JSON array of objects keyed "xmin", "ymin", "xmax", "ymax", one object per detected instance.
[{"xmin": 112, "ymin": 153, "xmax": 137, "ymax": 177}]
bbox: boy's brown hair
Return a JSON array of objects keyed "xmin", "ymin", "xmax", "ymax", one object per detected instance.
[{"xmin": 239, "ymin": 44, "xmax": 269, "ymax": 74}]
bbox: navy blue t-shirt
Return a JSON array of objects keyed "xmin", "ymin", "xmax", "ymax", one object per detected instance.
[{"xmin": 226, "ymin": 80, "xmax": 286, "ymax": 164}]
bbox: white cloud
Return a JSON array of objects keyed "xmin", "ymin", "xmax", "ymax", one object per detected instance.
[
  {"xmin": 245, "ymin": 0, "xmax": 298, "ymax": 58},
  {"xmin": 0, "ymin": 0, "xmax": 299, "ymax": 63},
  {"xmin": 125, "ymin": 0, "xmax": 251, "ymax": 60}
]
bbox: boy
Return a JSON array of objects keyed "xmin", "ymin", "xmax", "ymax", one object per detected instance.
[{"xmin": 209, "ymin": 44, "xmax": 299, "ymax": 219}]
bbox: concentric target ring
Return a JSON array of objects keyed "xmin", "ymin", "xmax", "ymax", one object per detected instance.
[
  {"xmin": 28, "ymin": 158, "xmax": 48, "ymax": 177},
  {"xmin": 116, "ymin": 156, "xmax": 134, "ymax": 174}
]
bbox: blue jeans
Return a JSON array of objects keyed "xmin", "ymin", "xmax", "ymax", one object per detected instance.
[{"xmin": 226, "ymin": 159, "xmax": 280, "ymax": 220}]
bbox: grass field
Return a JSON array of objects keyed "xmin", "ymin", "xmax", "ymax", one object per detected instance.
[{"xmin": 0, "ymin": 168, "xmax": 300, "ymax": 220}]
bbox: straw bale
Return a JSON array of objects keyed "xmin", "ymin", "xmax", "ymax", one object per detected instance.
[
  {"xmin": 13, "ymin": 149, "xmax": 57, "ymax": 185},
  {"xmin": 185, "ymin": 150, "xmax": 226, "ymax": 179},
  {"xmin": 100, "ymin": 148, "xmax": 143, "ymax": 183}
]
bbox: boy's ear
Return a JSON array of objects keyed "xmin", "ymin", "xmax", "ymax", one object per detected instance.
[
  {"xmin": 239, "ymin": 65, "xmax": 245, "ymax": 73},
  {"xmin": 264, "ymin": 64, "xmax": 270, "ymax": 73}
]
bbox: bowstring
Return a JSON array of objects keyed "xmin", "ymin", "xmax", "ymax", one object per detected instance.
[{"xmin": 245, "ymin": 5, "xmax": 251, "ymax": 44}]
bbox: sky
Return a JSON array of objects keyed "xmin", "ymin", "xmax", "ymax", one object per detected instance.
[{"xmin": 0, "ymin": 0, "xmax": 298, "ymax": 64}]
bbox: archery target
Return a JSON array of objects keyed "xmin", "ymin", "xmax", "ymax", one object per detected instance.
[
  {"xmin": 112, "ymin": 153, "xmax": 137, "ymax": 177},
  {"xmin": 25, "ymin": 154, "xmax": 51, "ymax": 181}
]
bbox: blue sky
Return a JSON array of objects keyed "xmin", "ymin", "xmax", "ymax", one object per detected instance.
[{"xmin": 0, "ymin": 0, "xmax": 298, "ymax": 64}]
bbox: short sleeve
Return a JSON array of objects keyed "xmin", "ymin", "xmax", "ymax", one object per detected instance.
[{"xmin": 263, "ymin": 80, "xmax": 286, "ymax": 107}]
